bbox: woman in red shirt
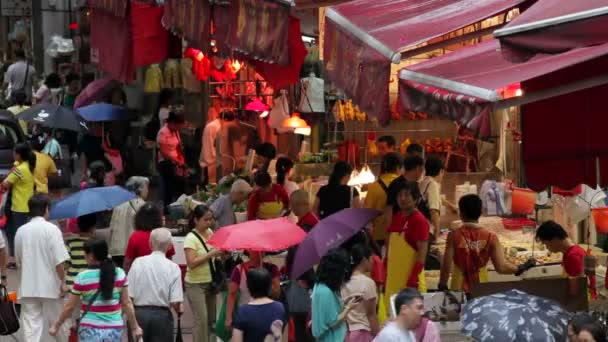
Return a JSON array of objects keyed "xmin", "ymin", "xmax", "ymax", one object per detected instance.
[
  {"xmin": 385, "ymin": 181, "xmax": 429, "ymax": 308},
  {"xmin": 124, "ymin": 203, "xmax": 175, "ymax": 272},
  {"xmin": 247, "ymin": 171, "xmax": 289, "ymax": 220}
]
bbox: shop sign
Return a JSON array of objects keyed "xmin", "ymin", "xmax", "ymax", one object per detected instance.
[{"xmin": 1, "ymin": 0, "xmax": 32, "ymax": 17}]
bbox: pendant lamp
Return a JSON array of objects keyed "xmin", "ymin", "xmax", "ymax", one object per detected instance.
[
  {"xmin": 347, "ymin": 169, "xmax": 361, "ymax": 186},
  {"xmin": 283, "ymin": 112, "xmax": 309, "ymax": 129},
  {"xmin": 358, "ymin": 164, "xmax": 376, "ymax": 185}
]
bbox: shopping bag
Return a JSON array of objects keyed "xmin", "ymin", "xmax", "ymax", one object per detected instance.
[
  {"xmin": 0, "ymin": 285, "xmax": 19, "ymax": 335},
  {"xmin": 175, "ymin": 315, "xmax": 183, "ymax": 342},
  {"xmin": 215, "ymin": 290, "xmax": 240, "ymax": 341},
  {"xmin": 377, "ymin": 292, "xmax": 387, "ymax": 325}
]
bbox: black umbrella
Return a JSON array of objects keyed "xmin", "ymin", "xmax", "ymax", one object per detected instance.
[
  {"xmin": 18, "ymin": 103, "xmax": 87, "ymax": 132},
  {"xmin": 462, "ymin": 289, "xmax": 571, "ymax": 342}
]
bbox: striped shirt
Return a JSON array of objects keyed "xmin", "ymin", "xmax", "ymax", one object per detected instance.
[
  {"xmin": 71, "ymin": 268, "xmax": 128, "ymax": 329},
  {"xmin": 65, "ymin": 236, "xmax": 90, "ymax": 288}
]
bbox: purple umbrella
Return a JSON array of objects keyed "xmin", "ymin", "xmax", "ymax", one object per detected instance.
[
  {"xmin": 291, "ymin": 208, "xmax": 380, "ymax": 279},
  {"xmin": 74, "ymin": 78, "xmax": 120, "ymax": 109}
]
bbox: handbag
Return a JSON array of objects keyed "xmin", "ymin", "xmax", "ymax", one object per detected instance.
[
  {"xmin": 192, "ymin": 231, "xmax": 226, "ymax": 293},
  {"xmin": 0, "ymin": 285, "xmax": 19, "ymax": 335}
]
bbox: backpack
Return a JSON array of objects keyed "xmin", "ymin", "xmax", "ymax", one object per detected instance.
[{"xmin": 417, "ymin": 181, "xmax": 432, "ymax": 221}]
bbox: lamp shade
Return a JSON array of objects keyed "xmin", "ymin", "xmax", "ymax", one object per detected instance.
[
  {"xmin": 294, "ymin": 126, "xmax": 311, "ymax": 136},
  {"xmin": 245, "ymin": 98, "xmax": 269, "ymax": 112},
  {"xmin": 358, "ymin": 164, "xmax": 376, "ymax": 185},
  {"xmin": 283, "ymin": 113, "xmax": 308, "ymax": 129}
]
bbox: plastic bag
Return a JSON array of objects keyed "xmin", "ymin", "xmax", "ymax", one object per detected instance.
[
  {"xmin": 268, "ymin": 90, "xmax": 292, "ymax": 133},
  {"xmin": 215, "ymin": 290, "xmax": 240, "ymax": 341},
  {"xmin": 46, "ymin": 35, "xmax": 74, "ymax": 58}
]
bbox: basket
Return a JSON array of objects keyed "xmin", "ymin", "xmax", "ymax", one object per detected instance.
[
  {"xmin": 592, "ymin": 208, "xmax": 608, "ymax": 234},
  {"xmin": 511, "ymin": 188, "xmax": 536, "ymax": 215}
]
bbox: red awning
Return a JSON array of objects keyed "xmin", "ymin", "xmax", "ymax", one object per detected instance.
[
  {"xmin": 398, "ymin": 39, "xmax": 608, "ymax": 136},
  {"xmin": 295, "ymin": 0, "xmax": 353, "ymax": 8},
  {"xmin": 323, "ymin": 0, "xmax": 528, "ymax": 124},
  {"xmin": 495, "ymin": 0, "xmax": 608, "ymax": 62}
]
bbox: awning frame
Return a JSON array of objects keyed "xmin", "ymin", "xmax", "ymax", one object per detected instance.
[
  {"xmin": 399, "ymin": 69, "xmax": 502, "ymax": 101},
  {"xmin": 325, "ymin": 8, "xmax": 401, "ymax": 64},
  {"xmin": 494, "ymin": 5, "xmax": 608, "ymax": 37}
]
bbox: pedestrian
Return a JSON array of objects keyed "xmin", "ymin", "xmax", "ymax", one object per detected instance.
[
  {"xmin": 199, "ymin": 107, "xmax": 222, "ymax": 185},
  {"xmin": 78, "ymin": 122, "xmax": 109, "ymax": 183},
  {"xmin": 83, "ymin": 160, "xmax": 106, "ymax": 189},
  {"xmin": 569, "ymin": 313, "xmax": 599, "ymax": 342},
  {"xmin": 226, "ymin": 251, "xmax": 281, "ymax": 331},
  {"xmin": 253, "ymin": 142, "xmax": 277, "ymax": 176},
  {"xmin": 290, "ymin": 189, "xmax": 318, "ymax": 231},
  {"xmin": 312, "ymin": 248, "xmax": 359, "ymax": 342},
  {"xmin": 31, "ymin": 134, "xmax": 58, "ymax": 194},
  {"xmin": 128, "ymin": 228, "xmax": 184, "ymax": 342},
  {"xmin": 365, "ymin": 152, "xmax": 402, "ymax": 247},
  {"xmin": 61, "ymin": 73, "xmax": 81, "ymax": 109},
  {"xmin": 33, "ymin": 72, "xmax": 62, "ymax": 105},
  {"xmin": 438, "ymin": 194, "xmax": 534, "ymax": 294},
  {"xmin": 419, "ymin": 156, "xmax": 458, "ymax": 238},
  {"xmin": 376, "ymin": 136, "xmax": 396, "ymax": 159},
  {"xmin": 276, "ymin": 157, "xmax": 298, "ymax": 195},
  {"xmin": 184, "ymin": 204, "xmax": 223, "ymax": 342},
  {"xmin": 210, "ymin": 178, "xmax": 252, "ymax": 228},
  {"xmin": 233, "ymin": 268, "xmax": 287, "ymax": 342},
  {"xmin": 6, "ymin": 90, "xmax": 29, "ymax": 134},
  {"xmin": 40, "ymin": 127, "xmax": 63, "ymax": 160},
  {"xmin": 374, "ymin": 288, "xmax": 424, "ymax": 342},
  {"xmin": 109, "ymin": 176, "xmax": 148, "ymax": 267},
  {"xmin": 341, "ymin": 244, "xmax": 379, "ymax": 342},
  {"xmin": 157, "ymin": 111, "xmax": 187, "ymax": 209},
  {"xmin": 14, "ymin": 194, "xmax": 70, "ymax": 341},
  {"xmin": 386, "ymin": 155, "xmax": 426, "ymax": 218},
  {"xmin": 66, "ymin": 213, "xmax": 97, "ymax": 290},
  {"xmin": 3, "ymin": 142, "xmax": 36, "ymax": 268},
  {"xmin": 247, "ymin": 171, "xmax": 290, "ymax": 220},
  {"xmin": 314, "ymin": 161, "xmax": 360, "ymax": 219},
  {"xmin": 578, "ymin": 321, "xmax": 607, "ymax": 342},
  {"xmin": 2, "ymin": 49, "xmax": 36, "ymax": 103},
  {"xmin": 124, "ymin": 203, "xmax": 175, "ymax": 272},
  {"xmin": 536, "ymin": 220, "xmax": 596, "ymax": 298},
  {"xmin": 50, "ymin": 239, "xmax": 143, "ymax": 341},
  {"xmin": 157, "ymin": 89, "xmax": 174, "ymax": 124},
  {"xmin": 384, "ymin": 181, "xmax": 429, "ymax": 304}
]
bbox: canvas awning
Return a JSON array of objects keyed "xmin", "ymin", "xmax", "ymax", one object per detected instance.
[
  {"xmin": 323, "ymin": 0, "xmax": 529, "ymax": 124},
  {"xmin": 494, "ymin": 0, "xmax": 608, "ymax": 62},
  {"xmin": 398, "ymin": 39, "xmax": 608, "ymax": 137}
]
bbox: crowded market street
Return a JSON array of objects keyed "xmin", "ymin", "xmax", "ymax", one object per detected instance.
[{"xmin": 2, "ymin": 0, "xmax": 608, "ymax": 342}]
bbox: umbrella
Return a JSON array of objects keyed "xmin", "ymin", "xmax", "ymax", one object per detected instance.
[
  {"xmin": 207, "ymin": 217, "xmax": 306, "ymax": 252},
  {"xmin": 462, "ymin": 289, "xmax": 571, "ymax": 342},
  {"xmin": 49, "ymin": 186, "xmax": 136, "ymax": 220},
  {"xmin": 74, "ymin": 78, "xmax": 120, "ymax": 109},
  {"xmin": 291, "ymin": 208, "xmax": 380, "ymax": 279},
  {"xmin": 77, "ymin": 103, "xmax": 130, "ymax": 122},
  {"xmin": 18, "ymin": 104, "xmax": 87, "ymax": 132}
]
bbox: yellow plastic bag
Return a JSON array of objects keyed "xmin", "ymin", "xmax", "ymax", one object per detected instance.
[{"xmin": 377, "ymin": 292, "xmax": 387, "ymax": 324}]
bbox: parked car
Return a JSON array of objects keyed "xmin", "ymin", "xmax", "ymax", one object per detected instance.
[{"xmin": 0, "ymin": 110, "xmax": 26, "ymax": 179}]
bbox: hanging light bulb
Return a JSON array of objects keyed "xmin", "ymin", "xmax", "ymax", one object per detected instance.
[
  {"xmin": 283, "ymin": 112, "xmax": 308, "ymax": 129},
  {"xmin": 260, "ymin": 110, "xmax": 269, "ymax": 118},
  {"xmin": 347, "ymin": 169, "xmax": 361, "ymax": 186},
  {"xmin": 358, "ymin": 164, "xmax": 376, "ymax": 185}
]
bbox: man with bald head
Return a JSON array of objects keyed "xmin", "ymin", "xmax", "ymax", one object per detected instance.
[{"xmin": 128, "ymin": 228, "xmax": 184, "ymax": 342}]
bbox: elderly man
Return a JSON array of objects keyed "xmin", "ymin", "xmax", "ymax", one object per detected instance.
[
  {"xmin": 15, "ymin": 194, "xmax": 70, "ymax": 342},
  {"xmin": 210, "ymin": 179, "xmax": 252, "ymax": 227},
  {"xmin": 128, "ymin": 228, "xmax": 184, "ymax": 342},
  {"xmin": 109, "ymin": 176, "xmax": 149, "ymax": 267}
]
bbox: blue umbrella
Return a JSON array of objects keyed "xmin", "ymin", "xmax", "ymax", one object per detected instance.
[
  {"xmin": 50, "ymin": 186, "xmax": 136, "ymax": 220},
  {"xmin": 76, "ymin": 103, "xmax": 130, "ymax": 122}
]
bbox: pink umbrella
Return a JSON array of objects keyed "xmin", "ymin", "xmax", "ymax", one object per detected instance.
[
  {"xmin": 208, "ymin": 218, "xmax": 306, "ymax": 252},
  {"xmin": 74, "ymin": 78, "xmax": 120, "ymax": 109}
]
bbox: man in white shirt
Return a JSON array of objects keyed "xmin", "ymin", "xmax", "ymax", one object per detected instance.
[
  {"xmin": 199, "ymin": 107, "xmax": 222, "ymax": 184},
  {"xmin": 15, "ymin": 194, "xmax": 70, "ymax": 342},
  {"xmin": 419, "ymin": 156, "xmax": 457, "ymax": 238},
  {"xmin": 374, "ymin": 289, "xmax": 424, "ymax": 342},
  {"xmin": 128, "ymin": 228, "xmax": 184, "ymax": 341},
  {"xmin": 2, "ymin": 49, "xmax": 36, "ymax": 103}
]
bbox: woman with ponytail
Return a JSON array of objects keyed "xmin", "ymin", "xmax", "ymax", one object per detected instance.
[
  {"xmin": 341, "ymin": 244, "xmax": 379, "ymax": 342},
  {"xmin": 50, "ymin": 239, "xmax": 143, "ymax": 341},
  {"xmin": 2, "ymin": 142, "xmax": 36, "ymax": 268},
  {"xmin": 275, "ymin": 157, "xmax": 298, "ymax": 195}
]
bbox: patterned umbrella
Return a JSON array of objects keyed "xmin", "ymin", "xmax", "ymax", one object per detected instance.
[{"xmin": 462, "ymin": 289, "xmax": 571, "ymax": 342}]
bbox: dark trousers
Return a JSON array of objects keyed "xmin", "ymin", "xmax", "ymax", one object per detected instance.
[
  {"xmin": 6, "ymin": 211, "xmax": 29, "ymax": 257},
  {"xmin": 291, "ymin": 312, "xmax": 313, "ymax": 342},
  {"xmin": 135, "ymin": 306, "xmax": 174, "ymax": 342},
  {"xmin": 158, "ymin": 161, "xmax": 185, "ymax": 210}
]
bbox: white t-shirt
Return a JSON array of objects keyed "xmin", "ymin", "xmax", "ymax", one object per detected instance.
[
  {"xmin": 128, "ymin": 251, "xmax": 184, "ymax": 307},
  {"xmin": 4, "ymin": 60, "xmax": 36, "ymax": 101},
  {"xmin": 15, "ymin": 217, "xmax": 69, "ymax": 299},
  {"xmin": 373, "ymin": 323, "xmax": 416, "ymax": 342},
  {"xmin": 419, "ymin": 176, "xmax": 441, "ymax": 212},
  {"xmin": 341, "ymin": 273, "xmax": 377, "ymax": 332}
]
